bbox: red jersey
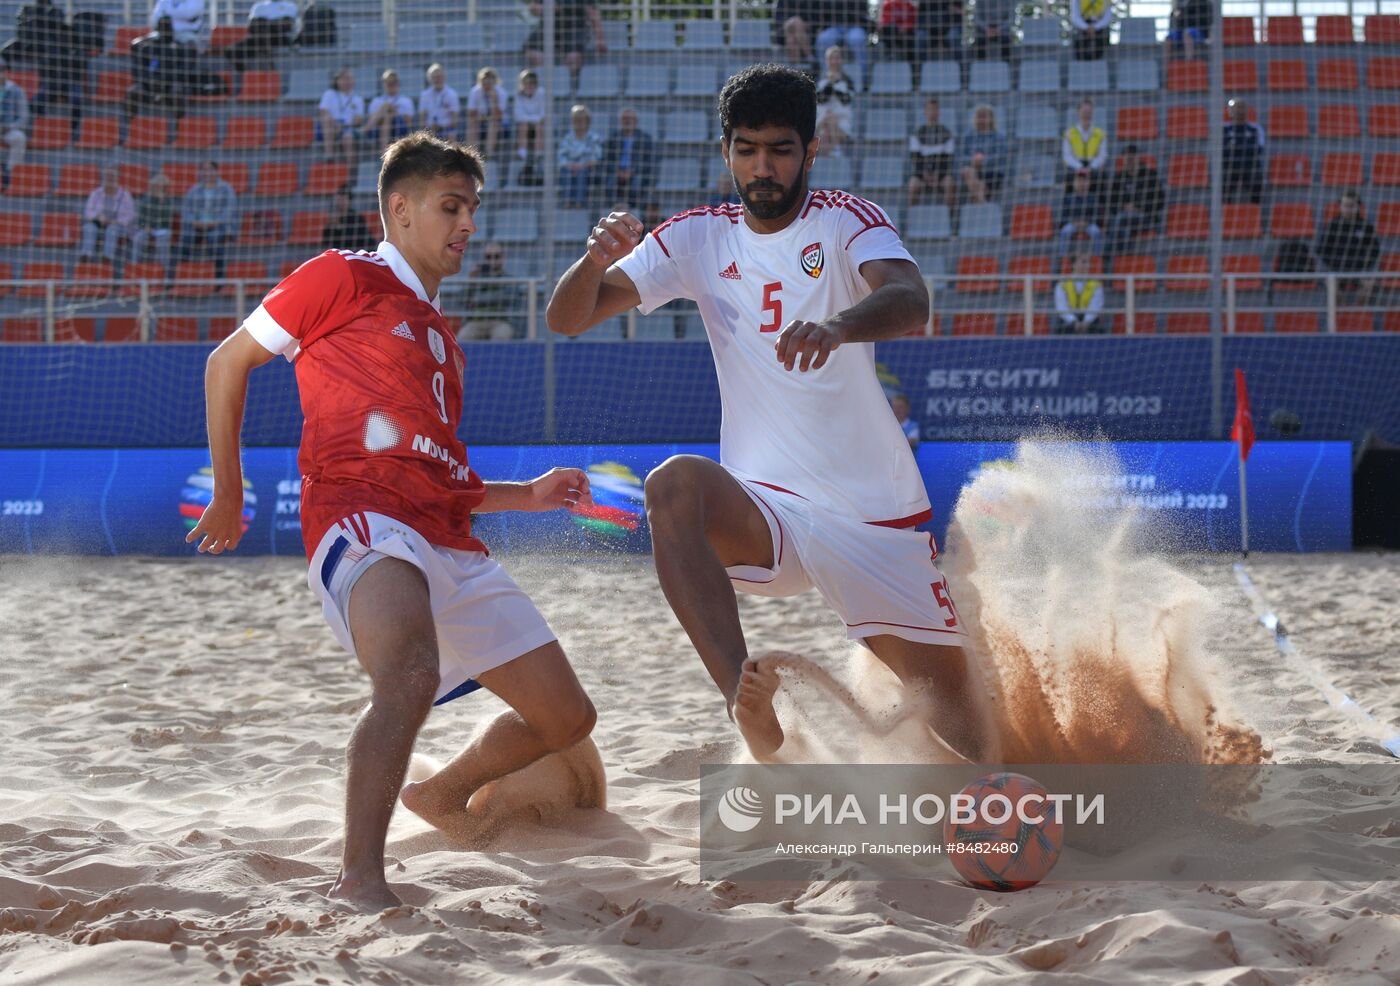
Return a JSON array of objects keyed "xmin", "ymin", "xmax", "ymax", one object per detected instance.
[{"xmin": 242, "ymin": 243, "xmax": 487, "ymax": 558}]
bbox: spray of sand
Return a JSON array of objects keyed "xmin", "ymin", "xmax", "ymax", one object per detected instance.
[{"xmin": 769, "ymin": 439, "xmax": 1268, "ymax": 767}]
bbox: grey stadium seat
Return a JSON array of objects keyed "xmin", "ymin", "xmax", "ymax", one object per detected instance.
[
  {"xmin": 625, "ymin": 65, "xmax": 670, "ymax": 98},
  {"xmin": 286, "ymin": 67, "xmax": 326, "ymax": 102},
  {"xmin": 633, "ymin": 20, "xmax": 677, "ymax": 51},
  {"xmin": 905, "ymin": 205, "xmax": 952, "ymax": 240},
  {"xmin": 683, "ymin": 19, "xmax": 725, "ymax": 50},
  {"xmin": 656, "ymin": 157, "xmax": 703, "ymax": 191},
  {"xmin": 969, "ymin": 61, "xmax": 1011, "ymax": 93},
  {"xmin": 353, "ymin": 160, "xmax": 380, "ymax": 195},
  {"xmin": 860, "ymin": 156, "xmax": 906, "ymax": 192},
  {"xmin": 920, "ymin": 62, "xmax": 961, "ymax": 93},
  {"xmin": 869, "ymin": 62, "xmax": 913, "ymax": 94},
  {"xmin": 864, "ymin": 107, "xmax": 909, "ymax": 141},
  {"xmin": 576, "ymin": 64, "xmax": 622, "ymax": 98},
  {"xmin": 730, "ymin": 20, "xmax": 772, "ymax": 51},
  {"xmin": 1021, "ymin": 18, "xmax": 1063, "ymax": 48},
  {"xmin": 396, "ymin": 20, "xmax": 438, "ymax": 51},
  {"xmin": 449, "ymin": 23, "xmax": 487, "ymax": 54},
  {"xmin": 1068, "ymin": 60, "xmax": 1109, "ymax": 91},
  {"xmin": 673, "ymin": 62, "xmax": 719, "ymax": 96},
  {"xmin": 1117, "ymin": 59, "xmax": 1159, "ymax": 92},
  {"xmin": 1018, "ymin": 59, "xmax": 1060, "ymax": 94},
  {"xmin": 553, "ymin": 210, "xmax": 593, "ymax": 243},
  {"xmin": 345, "ymin": 20, "xmax": 382, "ymax": 52},
  {"xmin": 491, "ymin": 208, "xmax": 539, "ymax": 244},
  {"xmin": 811, "ymin": 156, "xmax": 853, "ymax": 189},
  {"xmin": 491, "ymin": 20, "xmax": 531, "ymax": 53},
  {"xmin": 1118, "ymin": 18, "xmax": 1159, "ymax": 46},
  {"xmin": 602, "ymin": 19, "xmax": 629, "ymax": 51},
  {"xmin": 662, "ymin": 110, "xmax": 710, "ymax": 143},
  {"xmin": 1014, "ymin": 103, "xmax": 1061, "ymax": 139},
  {"xmin": 958, "ymin": 203, "xmax": 1003, "ymax": 238}
]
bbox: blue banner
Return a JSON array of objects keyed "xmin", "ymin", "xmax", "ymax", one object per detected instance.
[{"xmin": 0, "ymin": 441, "xmax": 1350, "ymax": 556}]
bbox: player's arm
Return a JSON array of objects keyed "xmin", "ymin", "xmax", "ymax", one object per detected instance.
[
  {"xmin": 774, "ymin": 258, "xmax": 930, "ymax": 372},
  {"xmin": 185, "ymin": 328, "xmax": 279, "ymax": 553},
  {"xmin": 477, "ymin": 469, "xmax": 592, "ymax": 512},
  {"xmin": 546, "ymin": 212, "xmax": 645, "ymax": 336}
]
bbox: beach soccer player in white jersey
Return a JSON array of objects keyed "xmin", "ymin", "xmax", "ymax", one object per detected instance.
[
  {"xmin": 548, "ymin": 64, "xmax": 988, "ymax": 763},
  {"xmin": 186, "ymin": 132, "xmax": 599, "ymax": 910}
]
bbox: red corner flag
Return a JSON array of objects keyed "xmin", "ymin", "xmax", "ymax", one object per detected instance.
[{"xmin": 1231, "ymin": 368, "xmax": 1255, "ymax": 461}]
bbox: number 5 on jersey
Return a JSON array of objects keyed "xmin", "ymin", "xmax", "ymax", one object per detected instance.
[{"xmin": 760, "ymin": 281, "xmax": 783, "ymax": 333}]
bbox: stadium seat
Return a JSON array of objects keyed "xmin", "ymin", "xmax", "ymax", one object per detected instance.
[
  {"xmin": 969, "ymin": 61, "xmax": 1011, "ymax": 93},
  {"xmin": 1321, "ymin": 152, "xmax": 1363, "ymax": 186},
  {"xmin": 117, "ymin": 163, "xmax": 150, "ymax": 196},
  {"xmin": 73, "ymin": 115, "xmax": 117, "ymax": 149},
  {"xmin": 1166, "ymin": 313, "xmax": 1210, "ymax": 334},
  {"xmin": 287, "ymin": 211, "xmax": 329, "ymax": 246},
  {"xmin": 955, "ymin": 256, "xmax": 1000, "ymax": 293},
  {"xmin": 305, "ymin": 161, "xmax": 349, "ymax": 196},
  {"xmin": 1222, "ymin": 17, "xmax": 1255, "ymax": 45},
  {"xmin": 863, "ymin": 108, "xmax": 908, "ymax": 141},
  {"xmin": 219, "ymin": 162, "xmax": 250, "ymax": 195},
  {"xmin": 1387, "ymin": 312, "xmax": 1400, "ymax": 334},
  {"xmin": 396, "ymin": 20, "xmax": 438, "ymax": 51},
  {"xmin": 919, "ymin": 62, "xmax": 960, "ymax": 93},
  {"xmin": 663, "ymin": 110, "xmax": 709, "ymax": 144},
  {"xmin": 625, "ymin": 66, "xmax": 669, "ymax": 98},
  {"xmin": 1113, "ymin": 255, "xmax": 1157, "ymax": 293},
  {"xmin": 210, "ymin": 25, "xmax": 247, "ymax": 49},
  {"xmin": 1336, "ymin": 311, "xmax": 1375, "ymax": 333},
  {"xmin": 162, "ymin": 162, "xmax": 199, "ymax": 194},
  {"xmin": 112, "ymin": 25, "xmax": 145, "ymax": 52},
  {"xmin": 1315, "ymin": 16, "xmax": 1354, "ymax": 44},
  {"xmin": 656, "ymin": 158, "xmax": 702, "ymax": 191},
  {"xmin": 1223, "ymin": 254, "xmax": 1263, "ymax": 290},
  {"xmin": 28, "ymin": 115, "xmax": 69, "ymax": 150},
  {"xmin": 0, "ymin": 213, "xmax": 30, "ymax": 246},
  {"xmin": 1167, "ymin": 61, "xmax": 1206, "ymax": 92},
  {"xmin": 66, "ymin": 261, "xmax": 112, "ymax": 299},
  {"xmin": 93, "ymin": 70, "xmax": 129, "ymax": 104},
  {"xmin": 1266, "ymin": 16, "xmax": 1304, "ymax": 44},
  {"xmin": 859, "ymin": 156, "xmax": 904, "ymax": 191},
  {"xmin": 253, "ymin": 162, "xmax": 299, "ymax": 197},
  {"xmin": 952, "ymin": 314, "xmax": 999, "ymax": 336},
  {"xmin": 224, "ymin": 261, "xmax": 273, "ymax": 294},
  {"xmin": 1166, "ymin": 106, "xmax": 1208, "ymax": 139},
  {"xmin": 239, "ymin": 210, "xmax": 284, "ymax": 245},
  {"xmin": 1366, "ymin": 15, "xmax": 1400, "ymax": 44},
  {"xmin": 1167, "ymin": 154, "xmax": 1209, "ymax": 188},
  {"xmin": 958, "ymin": 203, "xmax": 1002, "ymax": 238},
  {"xmin": 36, "ymin": 213, "xmax": 78, "ymax": 247},
  {"xmin": 812, "ymin": 157, "xmax": 852, "ymax": 189},
  {"xmin": 730, "ymin": 20, "xmax": 771, "ymax": 51},
  {"xmin": 1223, "ymin": 204, "xmax": 1262, "ymax": 238},
  {"xmin": 1317, "ymin": 59, "xmax": 1359, "ymax": 91},
  {"xmin": 1116, "ymin": 106, "xmax": 1158, "ymax": 140},
  {"xmin": 1370, "ymin": 105, "xmax": 1400, "ymax": 136},
  {"xmin": 5, "ymin": 164, "xmax": 50, "ymax": 196},
  {"xmin": 1372, "ymin": 204, "xmax": 1400, "ymax": 236},
  {"xmin": 906, "ymin": 205, "xmax": 952, "ymax": 240},
  {"xmin": 1067, "ymin": 61, "xmax": 1108, "ymax": 92},
  {"xmin": 175, "ymin": 115, "xmax": 218, "ymax": 148},
  {"xmin": 1369, "ymin": 58, "xmax": 1400, "ymax": 89},
  {"xmin": 154, "ymin": 318, "xmax": 201, "ymax": 342},
  {"xmin": 1, "ymin": 319, "xmax": 43, "ymax": 341},
  {"xmin": 1118, "ymin": 18, "xmax": 1157, "ymax": 46},
  {"xmin": 0, "ymin": 260, "xmax": 11, "ymax": 299},
  {"xmin": 208, "ymin": 318, "xmax": 240, "ymax": 341},
  {"xmin": 1230, "ymin": 313, "xmax": 1266, "ymax": 334},
  {"xmin": 1058, "ymin": 254, "xmax": 1103, "ymax": 276},
  {"xmin": 1116, "ymin": 312, "xmax": 1156, "ymax": 334},
  {"xmin": 125, "ymin": 115, "xmax": 169, "ymax": 149},
  {"xmin": 1009, "ymin": 204, "xmax": 1053, "ymax": 241},
  {"xmin": 1007, "ymin": 255, "xmax": 1052, "ymax": 291},
  {"xmin": 170, "ymin": 261, "xmax": 216, "ymax": 298},
  {"xmin": 1373, "ymin": 153, "xmax": 1400, "ymax": 185},
  {"xmin": 103, "ymin": 318, "xmax": 143, "ymax": 342},
  {"xmin": 1266, "ymin": 59, "xmax": 1308, "ymax": 91},
  {"xmin": 120, "ymin": 262, "xmax": 165, "ymax": 297},
  {"xmin": 55, "ymin": 163, "xmax": 99, "ymax": 196},
  {"xmin": 1268, "ymin": 104, "xmax": 1309, "ymax": 137},
  {"xmin": 1166, "ymin": 255, "xmax": 1209, "ymax": 290},
  {"xmin": 224, "ymin": 116, "xmax": 268, "ymax": 149},
  {"xmin": 633, "ymin": 20, "xmax": 677, "ymax": 50},
  {"xmin": 1274, "ymin": 312, "xmax": 1318, "ymax": 333},
  {"xmin": 1012, "ymin": 104, "xmax": 1055, "ymax": 139},
  {"xmin": 1318, "ymin": 104, "xmax": 1361, "ymax": 137},
  {"xmin": 1269, "ymin": 154, "xmax": 1312, "ymax": 186},
  {"xmin": 19, "ymin": 262, "xmax": 65, "ymax": 297},
  {"xmin": 1021, "ymin": 18, "xmax": 1061, "ymax": 48},
  {"xmin": 869, "ymin": 62, "xmax": 913, "ymax": 94},
  {"xmin": 576, "ymin": 65, "xmax": 621, "ymax": 99},
  {"xmin": 672, "ymin": 62, "xmax": 718, "ymax": 97},
  {"xmin": 1224, "ymin": 59, "xmax": 1257, "ymax": 91},
  {"xmin": 1116, "ymin": 60, "xmax": 1158, "ymax": 92},
  {"xmin": 491, "ymin": 208, "xmax": 539, "ymax": 244},
  {"xmin": 237, "ymin": 70, "xmax": 282, "ymax": 102}
]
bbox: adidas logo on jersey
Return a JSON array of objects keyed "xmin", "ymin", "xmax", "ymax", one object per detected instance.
[
  {"xmin": 719, "ymin": 261, "xmax": 742, "ymax": 280},
  {"xmin": 391, "ymin": 321, "xmax": 416, "ymax": 341}
]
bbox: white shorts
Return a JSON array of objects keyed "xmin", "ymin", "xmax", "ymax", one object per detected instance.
[
  {"xmin": 308, "ymin": 512, "xmax": 558, "ymax": 707},
  {"xmin": 724, "ymin": 475, "xmax": 967, "ymax": 647}
]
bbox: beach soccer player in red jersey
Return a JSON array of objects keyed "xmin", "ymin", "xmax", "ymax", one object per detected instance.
[
  {"xmin": 187, "ymin": 132, "xmax": 598, "ymax": 909},
  {"xmin": 547, "ymin": 64, "xmax": 990, "ymax": 764}
]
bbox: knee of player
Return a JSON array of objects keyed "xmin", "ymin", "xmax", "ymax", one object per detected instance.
[
  {"xmin": 372, "ymin": 650, "xmax": 440, "ymax": 711},
  {"xmin": 538, "ymin": 695, "xmax": 596, "ymax": 752},
  {"xmin": 644, "ymin": 456, "xmax": 707, "ymax": 520}
]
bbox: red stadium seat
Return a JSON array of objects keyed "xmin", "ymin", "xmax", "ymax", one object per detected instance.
[
  {"xmin": 1387, "ymin": 312, "xmax": 1400, "ymax": 334},
  {"xmin": 1369, "ymin": 57, "xmax": 1400, "ymax": 89},
  {"xmin": 125, "ymin": 115, "xmax": 169, "ymax": 149},
  {"xmin": 224, "ymin": 261, "xmax": 274, "ymax": 296},
  {"xmin": 1113, "ymin": 255, "xmax": 1157, "ymax": 293},
  {"xmin": 6, "ymin": 164, "xmax": 50, "ymax": 197},
  {"xmin": 75, "ymin": 115, "xmax": 119, "ymax": 149},
  {"xmin": 28, "ymin": 115, "xmax": 70, "ymax": 150},
  {"xmin": 1, "ymin": 318, "xmax": 44, "ymax": 341},
  {"xmin": 238, "ymin": 70, "xmax": 282, "ymax": 102},
  {"xmin": 1266, "ymin": 59, "xmax": 1308, "ymax": 91},
  {"xmin": 1168, "ymin": 154, "xmax": 1208, "ymax": 188},
  {"xmin": 1166, "ymin": 205, "xmax": 1209, "ymax": 240},
  {"xmin": 1267, "ymin": 104, "xmax": 1309, "ymax": 137},
  {"xmin": 1269, "ymin": 154, "xmax": 1312, "ymax": 187},
  {"xmin": 175, "ymin": 115, "xmax": 218, "ymax": 148},
  {"xmin": 224, "ymin": 116, "xmax": 268, "ymax": 149},
  {"xmin": 1221, "ymin": 17, "xmax": 1255, "ymax": 46},
  {"xmin": 1166, "ymin": 313, "xmax": 1210, "ymax": 334},
  {"xmin": 1058, "ymin": 254, "xmax": 1103, "ymax": 276},
  {"xmin": 170, "ymin": 261, "xmax": 217, "ymax": 298},
  {"xmin": 1270, "ymin": 203, "xmax": 1316, "ymax": 238},
  {"xmin": 305, "ymin": 161, "xmax": 349, "ymax": 196},
  {"xmin": 210, "ymin": 25, "xmax": 248, "ymax": 49},
  {"xmin": 1315, "ymin": 16, "xmax": 1355, "ymax": 44},
  {"xmin": 1373, "ymin": 153, "xmax": 1400, "ymax": 186},
  {"xmin": 1380, "ymin": 204, "xmax": 1400, "ymax": 237},
  {"xmin": 154, "ymin": 318, "xmax": 200, "ymax": 342},
  {"xmin": 956, "ymin": 256, "xmax": 1000, "ymax": 293},
  {"xmin": 1370, "ymin": 104, "xmax": 1400, "ymax": 136},
  {"xmin": 103, "ymin": 318, "xmax": 143, "ymax": 342},
  {"xmin": 208, "ymin": 318, "xmax": 240, "ymax": 341},
  {"xmin": 1116, "ymin": 106, "xmax": 1158, "ymax": 140},
  {"xmin": 363, "ymin": 211, "xmax": 384, "ymax": 241},
  {"xmin": 1366, "ymin": 15, "xmax": 1400, "ymax": 44},
  {"xmin": 1223, "ymin": 254, "xmax": 1263, "ymax": 291},
  {"xmin": 55, "ymin": 163, "xmax": 99, "ymax": 197},
  {"xmin": 219, "ymin": 162, "xmax": 250, "ymax": 195},
  {"xmin": 1318, "ymin": 104, "xmax": 1361, "ymax": 137},
  {"xmin": 35, "ymin": 213, "xmax": 79, "ymax": 246},
  {"xmin": 0, "ymin": 261, "xmax": 11, "ymax": 299},
  {"xmin": 162, "ymin": 162, "xmax": 199, "ymax": 194},
  {"xmin": 952, "ymin": 314, "xmax": 999, "ymax": 336},
  {"xmin": 1167, "ymin": 61, "xmax": 1206, "ymax": 92},
  {"xmin": 1115, "ymin": 313, "xmax": 1156, "ymax": 335},
  {"xmin": 1231, "ymin": 313, "xmax": 1265, "ymax": 334},
  {"xmin": 254, "ymin": 162, "xmax": 299, "ymax": 197},
  {"xmin": 93, "ymin": 70, "xmax": 129, "ymax": 103},
  {"xmin": 117, "ymin": 161, "xmax": 151, "ymax": 196},
  {"xmin": 1224, "ymin": 59, "xmax": 1257, "ymax": 90},
  {"xmin": 19, "ymin": 261, "xmax": 65, "ymax": 297},
  {"xmin": 287, "ymin": 211, "xmax": 329, "ymax": 246},
  {"xmin": 1166, "ymin": 106, "xmax": 1208, "ymax": 139},
  {"xmin": 1336, "ymin": 311, "xmax": 1375, "ymax": 333},
  {"xmin": 270, "ymin": 116, "xmax": 315, "ymax": 149},
  {"xmin": 1274, "ymin": 312, "xmax": 1318, "ymax": 334},
  {"xmin": 120, "ymin": 262, "xmax": 166, "ymax": 297},
  {"xmin": 1266, "ymin": 16, "xmax": 1303, "ymax": 44},
  {"xmin": 1166, "ymin": 255, "xmax": 1209, "ymax": 290},
  {"xmin": 1223, "ymin": 204, "xmax": 1262, "ymax": 238},
  {"xmin": 111, "ymin": 25, "xmax": 145, "ymax": 52},
  {"xmin": 1321, "ymin": 152, "xmax": 1363, "ymax": 187},
  {"xmin": 1009, "ymin": 204, "xmax": 1053, "ymax": 241},
  {"xmin": 0, "ymin": 213, "xmax": 31, "ymax": 246},
  {"xmin": 1317, "ymin": 59, "xmax": 1359, "ymax": 91},
  {"xmin": 66, "ymin": 261, "xmax": 112, "ymax": 298},
  {"xmin": 1006, "ymin": 255, "xmax": 1052, "ymax": 292}
]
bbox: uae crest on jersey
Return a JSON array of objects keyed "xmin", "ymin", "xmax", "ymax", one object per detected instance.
[
  {"xmin": 801, "ymin": 241, "xmax": 824, "ymax": 279},
  {"xmin": 427, "ymin": 327, "xmax": 447, "ymax": 365}
]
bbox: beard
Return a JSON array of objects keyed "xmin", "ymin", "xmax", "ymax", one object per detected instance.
[{"xmin": 737, "ymin": 172, "xmax": 806, "ymax": 221}]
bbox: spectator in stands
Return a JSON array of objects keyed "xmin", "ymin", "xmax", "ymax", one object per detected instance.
[
  {"xmin": 1, "ymin": 62, "xmax": 29, "ymax": 188},
  {"xmin": 3, "ymin": 0, "xmax": 81, "ymax": 116},
  {"xmin": 465, "ymin": 67, "xmax": 507, "ymax": 161},
  {"xmin": 1056, "ymin": 168, "xmax": 1103, "ymax": 263},
  {"xmin": 558, "ymin": 103, "xmax": 602, "ymax": 207},
  {"xmin": 131, "ymin": 171, "xmax": 175, "ymax": 269},
  {"xmin": 1105, "ymin": 143, "xmax": 1164, "ymax": 261},
  {"xmin": 459, "ymin": 242, "xmax": 523, "ymax": 341},
  {"xmin": 815, "ymin": 0, "xmax": 871, "ymax": 80},
  {"xmin": 924, "ymin": 1, "xmax": 965, "ymax": 61},
  {"xmin": 973, "ymin": 0, "xmax": 1014, "ymax": 61},
  {"xmin": 709, "ymin": 172, "xmax": 740, "ymax": 207},
  {"xmin": 877, "ymin": 0, "xmax": 918, "ymax": 66},
  {"xmin": 418, "ymin": 63, "xmax": 460, "ymax": 140},
  {"xmin": 317, "ymin": 68, "xmax": 364, "ymax": 162},
  {"xmin": 129, "ymin": 15, "xmax": 197, "ymax": 111},
  {"xmin": 79, "ymin": 165, "xmax": 135, "ymax": 263},
  {"xmin": 228, "ymin": 0, "xmax": 298, "ymax": 71},
  {"xmin": 602, "ymin": 106, "xmax": 656, "ymax": 215},
  {"xmin": 322, "ymin": 184, "xmax": 373, "ymax": 251},
  {"xmin": 774, "ymin": 0, "xmax": 817, "ymax": 71},
  {"xmin": 1069, "ymin": 0, "xmax": 1112, "ymax": 60},
  {"xmin": 1317, "ymin": 190, "xmax": 1381, "ymax": 303},
  {"xmin": 815, "ymin": 45, "xmax": 856, "ymax": 158},
  {"xmin": 1222, "ymin": 97, "xmax": 1264, "ymax": 205},
  {"xmin": 958, "ymin": 104, "xmax": 1008, "ymax": 205},
  {"xmin": 907, "ymin": 96, "xmax": 955, "ymax": 209},
  {"xmin": 523, "ymin": 0, "xmax": 605, "ymax": 77},
  {"xmin": 180, "ymin": 160, "xmax": 236, "ymax": 276},
  {"xmin": 1062, "ymin": 98, "xmax": 1108, "ymax": 188},
  {"xmin": 891, "ymin": 394, "xmax": 920, "ymax": 450},
  {"xmin": 513, "ymin": 69, "xmax": 545, "ymax": 186},
  {"xmin": 364, "ymin": 70, "xmax": 416, "ymax": 150},
  {"xmin": 150, "ymin": 0, "xmax": 204, "ymax": 47},
  {"xmin": 1167, "ymin": 0, "xmax": 1211, "ymax": 60},
  {"xmin": 1055, "ymin": 252, "xmax": 1106, "ymax": 334}
]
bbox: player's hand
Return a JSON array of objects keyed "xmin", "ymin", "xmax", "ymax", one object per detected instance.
[
  {"xmin": 775, "ymin": 320, "xmax": 843, "ymax": 372},
  {"xmin": 585, "ymin": 212, "xmax": 644, "ymax": 268},
  {"xmin": 185, "ymin": 495, "xmax": 245, "ymax": 554},
  {"xmin": 527, "ymin": 467, "xmax": 592, "ymax": 512}
]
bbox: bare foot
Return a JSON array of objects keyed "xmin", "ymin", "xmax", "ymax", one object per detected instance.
[
  {"xmin": 400, "ymin": 779, "xmax": 465, "ymax": 830},
  {"xmin": 328, "ymin": 870, "xmax": 402, "ymax": 911},
  {"xmin": 733, "ymin": 655, "xmax": 784, "ymax": 760}
]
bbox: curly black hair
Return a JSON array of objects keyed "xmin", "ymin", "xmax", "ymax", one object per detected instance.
[{"xmin": 717, "ymin": 63, "xmax": 816, "ymax": 148}]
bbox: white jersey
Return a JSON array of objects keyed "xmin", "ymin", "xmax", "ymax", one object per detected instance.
[{"xmin": 615, "ymin": 189, "xmax": 930, "ymax": 526}]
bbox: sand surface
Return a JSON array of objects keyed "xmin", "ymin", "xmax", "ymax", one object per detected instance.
[{"xmin": 1, "ymin": 547, "xmax": 1398, "ymax": 986}]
